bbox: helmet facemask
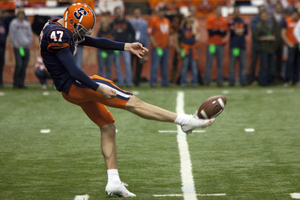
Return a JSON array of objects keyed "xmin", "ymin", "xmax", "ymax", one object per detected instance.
[
  {"xmin": 73, "ymin": 15, "xmax": 94, "ymax": 44},
  {"xmin": 73, "ymin": 23, "xmax": 89, "ymax": 44}
]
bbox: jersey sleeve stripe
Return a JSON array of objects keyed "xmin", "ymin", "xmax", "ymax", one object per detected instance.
[{"xmin": 47, "ymin": 43, "xmax": 70, "ymax": 52}]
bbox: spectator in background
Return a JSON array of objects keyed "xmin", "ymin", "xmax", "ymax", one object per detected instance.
[
  {"xmin": 0, "ymin": 0, "xmax": 16, "ymax": 17},
  {"xmin": 264, "ymin": 0, "xmax": 288, "ymax": 14},
  {"xmin": 73, "ymin": 0, "xmax": 95, "ymax": 69},
  {"xmin": 282, "ymin": 8, "xmax": 300, "ymax": 87},
  {"xmin": 148, "ymin": 6, "xmax": 171, "ymax": 87},
  {"xmin": 247, "ymin": 5, "xmax": 267, "ymax": 85},
  {"xmin": 148, "ymin": 0, "xmax": 162, "ymax": 12},
  {"xmin": 188, "ymin": 4, "xmax": 203, "ymax": 85},
  {"xmin": 111, "ymin": 6, "xmax": 135, "ymax": 87},
  {"xmin": 97, "ymin": 17, "xmax": 114, "ymax": 79},
  {"xmin": 176, "ymin": 12, "xmax": 199, "ymax": 87},
  {"xmin": 204, "ymin": 5, "xmax": 228, "ymax": 87},
  {"xmin": 9, "ymin": 8, "xmax": 32, "ymax": 89},
  {"xmin": 253, "ymin": 11, "xmax": 276, "ymax": 86},
  {"xmin": 293, "ymin": 6, "xmax": 300, "ymax": 41},
  {"xmin": 228, "ymin": 6, "xmax": 248, "ymax": 87},
  {"xmin": 0, "ymin": 0, "xmax": 15, "ymax": 35},
  {"xmin": 170, "ymin": 14, "xmax": 182, "ymax": 84},
  {"xmin": 196, "ymin": 0, "xmax": 217, "ymax": 18},
  {"xmin": 179, "ymin": 5, "xmax": 200, "ymax": 36},
  {"xmin": 74, "ymin": 0, "xmax": 94, "ymax": 8},
  {"xmin": 271, "ymin": 2, "xmax": 285, "ymax": 84},
  {"xmin": 296, "ymin": 1, "xmax": 300, "ymax": 12},
  {"xmin": 188, "ymin": 5, "xmax": 200, "ymax": 28},
  {"xmin": 35, "ymin": 56, "xmax": 52, "ymax": 89},
  {"xmin": 234, "ymin": 0, "xmax": 251, "ymax": 6},
  {"xmin": 129, "ymin": 7, "xmax": 149, "ymax": 86},
  {"xmin": 0, "ymin": 9, "xmax": 7, "ymax": 88},
  {"xmin": 98, "ymin": 0, "xmax": 124, "ymax": 15},
  {"xmin": 57, "ymin": 0, "xmax": 73, "ymax": 7},
  {"xmin": 165, "ymin": 0, "xmax": 179, "ymax": 18}
]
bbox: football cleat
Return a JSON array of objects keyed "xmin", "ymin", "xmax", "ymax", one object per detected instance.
[
  {"xmin": 181, "ymin": 111, "xmax": 215, "ymax": 134},
  {"xmin": 105, "ymin": 182, "xmax": 136, "ymax": 198}
]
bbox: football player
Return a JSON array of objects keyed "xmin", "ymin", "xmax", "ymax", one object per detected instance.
[{"xmin": 39, "ymin": 3, "xmax": 215, "ymax": 197}]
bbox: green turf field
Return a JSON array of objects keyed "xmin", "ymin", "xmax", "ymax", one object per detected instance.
[{"xmin": 1, "ymin": 84, "xmax": 300, "ymax": 200}]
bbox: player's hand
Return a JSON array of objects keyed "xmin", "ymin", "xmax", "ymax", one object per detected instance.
[
  {"xmin": 125, "ymin": 42, "xmax": 148, "ymax": 58},
  {"xmin": 97, "ymin": 85, "xmax": 117, "ymax": 99}
]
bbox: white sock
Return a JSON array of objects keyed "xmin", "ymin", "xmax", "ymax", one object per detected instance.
[
  {"xmin": 107, "ymin": 169, "xmax": 121, "ymax": 184},
  {"xmin": 174, "ymin": 113, "xmax": 191, "ymax": 126}
]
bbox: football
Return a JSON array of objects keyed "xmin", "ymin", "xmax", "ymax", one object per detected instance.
[{"xmin": 198, "ymin": 95, "xmax": 227, "ymax": 119}]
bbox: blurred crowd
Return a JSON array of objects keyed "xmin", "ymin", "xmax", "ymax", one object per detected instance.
[{"xmin": 1, "ymin": 0, "xmax": 300, "ymax": 89}]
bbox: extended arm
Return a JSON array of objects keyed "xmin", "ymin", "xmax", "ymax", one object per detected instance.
[
  {"xmin": 81, "ymin": 36, "xmax": 147, "ymax": 58},
  {"xmin": 81, "ymin": 36, "xmax": 125, "ymax": 50}
]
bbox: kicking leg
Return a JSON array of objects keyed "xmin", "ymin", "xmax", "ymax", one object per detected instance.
[
  {"xmin": 125, "ymin": 95, "xmax": 215, "ymax": 134},
  {"xmin": 125, "ymin": 95, "xmax": 177, "ymax": 122},
  {"xmin": 62, "ymin": 77, "xmax": 214, "ymax": 135}
]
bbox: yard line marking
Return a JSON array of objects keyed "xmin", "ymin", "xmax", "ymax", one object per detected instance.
[
  {"xmin": 159, "ymin": 130, "xmax": 206, "ymax": 133},
  {"xmin": 290, "ymin": 193, "xmax": 300, "ymax": 199},
  {"xmin": 176, "ymin": 91, "xmax": 197, "ymax": 200},
  {"xmin": 159, "ymin": 130, "xmax": 178, "ymax": 133},
  {"xmin": 266, "ymin": 90, "xmax": 273, "ymax": 94},
  {"xmin": 154, "ymin": 194, "xmax": 183, "ymax": 197},
  {"xmin": 40, "ymin": 129, "xmax": 50, "ymax": 134},
  {"xmin": 153, "ymin": 193, "xmax": 226, "ymax": 197},
  {"xmin": 244, "ymin": 128, "xmax": 255, "ymax": 132},
  {"xmin": 222, "ymin": 90, "xmax": 229, "ymax": 94},
  {"xmin": 42, "ymin": 91, "xmax": 49, "ymax": 96},
  {"xmin": 0, "ymin": 92, "xmax": 5, "ymax": 96},
  {"xmin": 74, "ymin": 194, "xmax": 89, "ymax": 200},
  {"xmin": 199, "ymin": 193, "xmax": 226, "ymax": 196}
]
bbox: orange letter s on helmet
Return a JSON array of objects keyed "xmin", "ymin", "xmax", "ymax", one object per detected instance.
[{"xmin": 64, "ymin": 3, "xmax": 95, "ymax": 44}]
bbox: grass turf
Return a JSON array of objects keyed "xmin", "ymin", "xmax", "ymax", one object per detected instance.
[{"xmin": 0, "ymin": 84, "xmax": 300, "ymax": 200}]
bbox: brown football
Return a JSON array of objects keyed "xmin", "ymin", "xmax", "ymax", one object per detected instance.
[{"xmin": 198, "ymin": 95, "xmax": 227, "ymax": 119}]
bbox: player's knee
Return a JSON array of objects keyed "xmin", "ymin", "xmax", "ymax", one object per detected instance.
[
  {"xmin": 126, "ymin": 95, "xmax": 144, "ymax": 111},
  {"xmin": 100, "ymin": 123, "xmax": 116, "ymax": 134}
]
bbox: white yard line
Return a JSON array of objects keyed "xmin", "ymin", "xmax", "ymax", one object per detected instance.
[
  {"xmin": 291, "ymin": 193, "xmax": 300, "ymax": 199},
  {"xmin": 74, "ymin": 194, "xmax": 89, "ymax": 200},
  {"xmin": 40, "ymin": 129, "xmax": 50, "ymax": 134},
  {"xmin": 244, "ymin": 128, "xmax": 255, "ymax": 132},
  {"xmin": 176, "ymin": 91, "xmax": 197, "ymax": 200},
  {"xmin": 158, "ymin": 130, "xmax": 206, "ymax": 133},
  {"xmin": 153, "ymin": 193, "xmax": 226, "ymax": 197}
]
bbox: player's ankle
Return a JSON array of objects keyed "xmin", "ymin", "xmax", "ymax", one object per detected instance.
[
  {"xmin": 107, "ymin": 169, "xmax": 121, "ymax": 185},
  {"xmin": 174, "ymin": 113, "xmax": 190, "ymax": 126}
]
